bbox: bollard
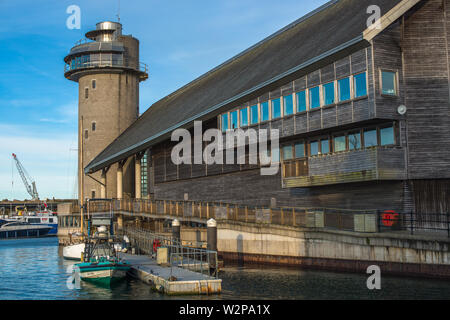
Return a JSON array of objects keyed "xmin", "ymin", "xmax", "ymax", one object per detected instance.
[
  {"xmin": 207, "ymin": 218, "xmax": 217, "ymax": 273},
  {"xmin": 172, "ymin": 219, "xmax": 181, "ymax": 245}
]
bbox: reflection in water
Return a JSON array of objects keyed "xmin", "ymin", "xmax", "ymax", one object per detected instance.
[{"xmin": 0, "ymin": 238, "xmax": 450, "ymax": 300}]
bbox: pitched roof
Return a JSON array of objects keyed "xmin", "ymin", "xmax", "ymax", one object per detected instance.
[{"xmin": 85, "ymin": 0, "xmax": 404, "ymax": 173}]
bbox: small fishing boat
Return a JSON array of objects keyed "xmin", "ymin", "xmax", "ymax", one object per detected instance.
[{"xmin": 75, "ymin": 226, "xmax": 130, "ymax": 286}]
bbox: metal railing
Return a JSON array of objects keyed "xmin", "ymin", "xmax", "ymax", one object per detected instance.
[
  {"xmin": 64, "ymin": 60, "xmax": 148, "ymax": 74},
  {"xmin": 76, "ymin": 199, "xmax": 449, "ymax": 237},
  {"xmin": 120, "ymin": 226, "xmax": 218, "ymax": 278},
  {"xmin": 378, "ymin": 211, "xmax": 450, "ymax": 237}
]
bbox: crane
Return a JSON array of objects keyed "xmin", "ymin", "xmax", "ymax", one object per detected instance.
[{"xmin": 12, "ymin": 153, "xmax": 39, "ymax": 200}]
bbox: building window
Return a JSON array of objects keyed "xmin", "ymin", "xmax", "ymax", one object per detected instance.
[
  {"xmin": 364, "ymin": 129, "xmax": 378, "ymax": 148},
  {"xmin": 282, "ymin": 145, "xmax": 293, "ymax": 160},
  {"xmin": 295, "ymin": 142, "xmax": 305, "ymax": 158},
  {"xmin": 92, "ymin": 79, "xmax": 96, "ymax": 89},
  {"xmin": 296, "ymin": 91, "xmax": 307, "ymax": 112},
  {"xmin": 381, "ymin": 71, "xmax": 397, "ymax": 95},
  {"xmin": 84, "ymin": 129, "xmax": 88, "ymax": 140},
  {"xmin": 271, "ymin": 98, "xmax": 281, "ymax": 119},
  {"xmin": 354, "ymin": 72, "xmax": 367, "ymax": 98},
  {"xmin": 310, "ymin": 141, "xmax": 319, "ymax": 156},
  {"xmin": 309, "ymin": 86, "xmax": 320, "ymax": 109},
  {"xmin": 230, "ymin": 110, "xmax": 238, "ymax": 129},
  {"xmin": 283, "ymin": 94, "xmax": 294, "ymax": 116},
  {"xmin": 334, "ymin": 135, "xmax": 346, "ymax": 152},
  {"xmin": 250, "ymin": 105, "xmax": 258, "ymax": 125},
  {"xmin": 380, "ymin": 126, "xmax": 395, "ymax": 146},
  {"xmin": 85, "ymin": 88, "xmax": 89, "ymax": 99},
  {"xmin": 323, "ymin": 82, "xmax": 335, "ymax": 105},
  {"xmin": 92, "ymin": 122, "xmax": 96, "ymax": 132},
  {"xmin": 321, "ymin": 139, "xmax": 330, "ymax": 154},
  {"xmin": 91, "ymin": 190, "xmax": 95, "ymax": 199},
  {"xmin": 348, "ymin": 132, "xmax": 361, "ymax": 150},
  {"xmin": 240, "ymin": 107, "xmax": 248, "ymax": 127},
  {"xmin": 338, "ymin": 77, "xmax": 351, "ymax": 102},
  {"xmin": 221, "ymin": 114, "xmax": 229, "ymax": 132},
  {"xmin": 260, "ymin": 101, "xmax": 269, "ymax": 122}
]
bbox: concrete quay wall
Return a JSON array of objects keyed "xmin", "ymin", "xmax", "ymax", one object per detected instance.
[{"xmin": 217, "ymin": 221, "xmax": 450, "ymax": 278}]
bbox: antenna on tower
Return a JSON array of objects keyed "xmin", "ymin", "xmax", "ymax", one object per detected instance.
[{"xmin": 117, "ymin": 0, "xmax": 120, "ymax": 22}]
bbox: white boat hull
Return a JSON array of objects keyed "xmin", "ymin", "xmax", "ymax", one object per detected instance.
[{"xmin": 63, "ymin": 243, "xmax": 85, "ymax": 260}]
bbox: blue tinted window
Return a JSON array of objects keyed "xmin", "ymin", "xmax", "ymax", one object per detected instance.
[
  {"xmin": 295, "ymin": 143, "xmax": 305, "ymax": 158},
  {"xmin": 283, "ymin": 95, "xmax": 294, "ymax": 116},
  {"xmin": 338, "ymin": 78, "xmax": 351, "ymax": 101},
  {"xmin": 309, "ymin": 87, "xmax": 320, "ymax": 109},
  {"xmin": 323, "ymin": 82, "xmax": 335, "ymax": 105},
  {"xmin": 380, "ymin": 126, "xmax": 395, "ymax": 146},
  {"xmin": 240, "ymin": 108, "xmax": 248, "ymax": 127},
  {"xmin": 348, "ymin": 132, "xmax": 361, "ymax": 150},
  {"xmin": 310, "ymin": 141, "xmax": 319, "ymax": 156},
  {"xmin": 230, "ymin": 110, "xmax": 238, "ymax": 129},
  {"xmin": 250, "ymin": 105, "xmax": 258, "ymax": 125},
  {"xmin": 321, "ymin": 140, "xmax": 330, "ymax": 154},
  {"xmin": 261, "ymin": 102, "xmax": 269, "ymax": 122},
  {"xmin": 221, "ymin": 114, "xmax": 229, "ymax": 132},
  {"xmin": 364, "ymin": 130, "xmax": 378, "ymax": 147},
  {"xmin": 382, "ymin": 71, "xmax": 397, "ymax": 95},
  {"xmin": 354, "ymin": 73, "xmax": 367, "ymax": 98},
  {"xmin": 271, "ymin": 98, "xmax": 281, "ymax": 119},
  {"xmin": 296, "ymin": 91, "xmax": 307, "ymax": 112},
  {"xmin": 334, "ymin": 136, "xmax": 346, "ymax": 152},
  {"xmin": 283, "ymin": 146, "xmax": 293, "ymax": 160}
]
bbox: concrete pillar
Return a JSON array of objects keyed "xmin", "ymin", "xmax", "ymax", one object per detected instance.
[
  {"xmin": 207, "ymin": 218, "xmax": 217, "ymax": 270},
  {"xmin": 100, "ymin": 169, "xmax": 107, "ymax": 198},
  {"xmin": 172, "ymin": 219, "xmax": 181, "ymax": 244},
  {"xmin": 117, "ymin": 164, "xmax": 123, "ymax": 199},
  {"xmin": 135, "ymin": 156, "xmax": 141, "ymax": 199}
]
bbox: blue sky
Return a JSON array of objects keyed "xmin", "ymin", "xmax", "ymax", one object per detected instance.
[{"xmin": 0, "ymin": 0, "xmax": 328, "ymax": 200}]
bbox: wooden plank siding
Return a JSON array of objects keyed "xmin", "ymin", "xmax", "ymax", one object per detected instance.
[{"xmin": 145, "ymin": 1, "xmax": 449, "ymax": 213}]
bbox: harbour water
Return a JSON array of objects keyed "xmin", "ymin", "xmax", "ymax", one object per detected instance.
[{"xmin": 1, "ymin": 237, "xmax": 450, "ymax": 300}]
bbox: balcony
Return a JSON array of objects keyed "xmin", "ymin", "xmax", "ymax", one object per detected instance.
[
  {"xmin": 64, "ymin": 60, "xmax": 149, "ymax": 81},
  {"xmin": 282, "ymin": 147, "xmax": 406, "ymax": 188}
]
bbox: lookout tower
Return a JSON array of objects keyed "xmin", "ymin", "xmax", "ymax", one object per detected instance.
[{"xmin": 64, "ymin": 21, "xmax": 148, "ymax": 202}]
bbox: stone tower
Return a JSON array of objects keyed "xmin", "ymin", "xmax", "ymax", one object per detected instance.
[{"xmin": 64, "ymin": 21, "xmax": 148, "ymax": 202}]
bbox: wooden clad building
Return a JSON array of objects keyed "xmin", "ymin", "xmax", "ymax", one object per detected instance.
[{"xmin": 85, "ymin": 0, "xmax": 450, "ymax": 215}]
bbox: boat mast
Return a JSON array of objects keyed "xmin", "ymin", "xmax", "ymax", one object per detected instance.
[{"xmin": 80, "ymin": 116, "xmax": 84, "ymax": 237}]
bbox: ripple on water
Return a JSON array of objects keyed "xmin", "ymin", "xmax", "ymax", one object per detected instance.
[{"xmin": 1, "ymin": 238, "xmax": 450, "ymax": 300}]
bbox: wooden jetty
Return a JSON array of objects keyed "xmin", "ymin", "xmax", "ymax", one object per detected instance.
[{"xmin": 119, "ymin": 253, "xmax": 222, "ymax": 295}]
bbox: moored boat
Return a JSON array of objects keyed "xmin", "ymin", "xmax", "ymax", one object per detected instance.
[
  {"xmin": 0, "ymin": 221, "xmax": 52, "ymax": 239},
  {"xmin": 76, "ymin": 257, "xmax": 130, "ymax": 286}
]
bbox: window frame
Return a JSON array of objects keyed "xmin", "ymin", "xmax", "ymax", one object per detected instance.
[
  {"xmin": 309, "ymin": 86, "xmax": 321, "ymax": 110},
  {"xmin": 380, "ymin": 69, "xmax": 399, "ymax": 97},
  {"xmin": 295, "ymin": 90, "xmax": 308, "ymax": 113},
  {"xmin": 353, "ymin": 71, "xmax": 368, "ymax": 98},
  {"xmin": 337, "ymin": 76, "xmax": 352, "ymax": 103},
  {"xmin": 271, "ymin": 97, "xmax": 282, "ymax": 120},
  {"xmin": 260, "ymin": 101, "xmax": 270, "ymax": 123},
  {"xmin": 322, "ymin": 81, "xmax": 336, "ymax": 106},
  {"xmin": 333, "ymin": 134, "xmax": 347, "ymax": 153}
]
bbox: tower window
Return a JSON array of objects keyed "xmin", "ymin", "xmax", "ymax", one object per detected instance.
[
  {"xmin": 92, "ymin": 80, "xmax": 96, "ymax": 89},
  {"xmin": 84, "ymin": 129, "xmax": 88, "ymax": 140},
  {"xmin": 85, "ymin": 88, "xmax": 89, "ymax": 99},
  {"xmin": 91, "ymin": 190, "xmax": 96, "ymax": 199},
  {"xmin": 92, "ymin": 122, "xmax": 96, "ymax": 132}
]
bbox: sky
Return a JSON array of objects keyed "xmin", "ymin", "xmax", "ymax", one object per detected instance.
[{"xmin": 0, "ymin": 0, "xmax": 328, "ymax": 200}]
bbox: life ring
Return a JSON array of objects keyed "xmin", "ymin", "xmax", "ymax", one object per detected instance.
[
  {"xmin": 153, "ymin": 239, "xmax": 161, "ymax": 252},
  {"xmin": 381, "ymin": 210, "xmax": 399, "ymax": 227}
]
